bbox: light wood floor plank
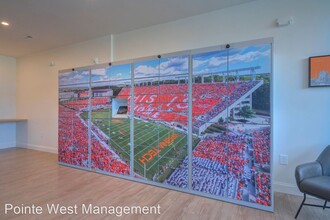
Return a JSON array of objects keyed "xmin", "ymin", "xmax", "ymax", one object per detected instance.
[{"xmin": 0, "ymin": 148, "xmax": 329, "ymax": 220}]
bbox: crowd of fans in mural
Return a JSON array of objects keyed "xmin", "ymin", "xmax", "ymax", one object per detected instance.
[
  {"xmin": 255, "ymin": 172, "xmax": 271, "ymax": 206},
  {"xmin": 59, "ymin": 80, "xmax": 270, "ymax": 207},
  {"xmin": 63, "ymin": 96, "xmax": 108, "ymax": 111},
  {"xmin": 194, "ymin": 81, "xmax": 259, "ymax": 127},
  {"xmin": 58, "ymin": 105, "xmax": 129, "ymax": 175},
  {"xmin": 193, "ymin": 134, "xmax": 247, "ymax": 178},
  {"xmin": 253, "ymin": 129, "xmax": 271, "ymax": 166},
  {"xmin": 118, "ymin": 82, "xmax": 259, "ymax": 129},
  {"xmin": 90, "ymin": 135, "xmax": 130, "ymax": 175},
  {"xmin": 58, "ymin": 106, "xmax": 89, "ymax": 167},
  {"xmin": 61, "ymin": 81, "xmax": 260, "ymax": 131},
  {"xmin": 166, "ymin": 129, "xmax": 271, "ymax": 206}
]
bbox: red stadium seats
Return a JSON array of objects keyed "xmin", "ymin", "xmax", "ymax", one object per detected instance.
[
  {"xmin": 253, "ymin": 129, "xmax": 271, "ymax": 166},
  {"xmin": 119, "ymin": 81, "xmax": 259, "ymax": 129},
  {"xmin": 255, "ymin": 172, "xmax": 271, "ymax": 206},
  {"xmin": 58, "ymin": 105, "xmax": 130, "ymax": 175},
  {"xmin": 166, "ymin": 129, "xmax": 271, "ymax": 206},
  {"xmin": 63, "ymin": 97, "xmax": 108, "ymax": 111},
  {"xmin": 59, "ymin": 81, "xmax": 270, "ymax": 205}
]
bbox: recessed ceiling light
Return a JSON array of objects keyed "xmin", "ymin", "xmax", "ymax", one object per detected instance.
[{"xmin": 1, "ymin": 21, "xmax": 9, "ymax": 26}]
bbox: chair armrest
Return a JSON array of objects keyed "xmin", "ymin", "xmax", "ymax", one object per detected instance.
[{"xmin": 295, "ymin": 161, "xmax": 322, "ymax": 191}]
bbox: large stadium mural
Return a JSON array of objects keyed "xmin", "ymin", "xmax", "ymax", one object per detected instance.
[{"xmin": 58, "ymin": 41, "xmax": 272, "ymax": 211}]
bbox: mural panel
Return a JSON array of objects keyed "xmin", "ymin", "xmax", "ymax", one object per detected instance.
[
  {"xmin": 58, "ymin": 41, "xmax": 272, "ymax": 209},
  {"xmin": 90, "ymin": 65, "xmax": 131, "ymax": 176},
  {"xmin": 58, "ymin": 69, "xmax": 90, "ymax": 167}
]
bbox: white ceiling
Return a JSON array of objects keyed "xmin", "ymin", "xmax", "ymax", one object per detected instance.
[{"xmin": 0, "ymin": 0, "xmax": 255, "ymax": 57}]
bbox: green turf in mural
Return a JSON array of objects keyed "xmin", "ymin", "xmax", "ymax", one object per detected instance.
[{"xmin": 81, "ymin": 109, "xmax": 199, "ymax": 181}]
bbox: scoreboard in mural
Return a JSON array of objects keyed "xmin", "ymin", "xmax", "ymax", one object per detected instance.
[{"xmin": 58, "ymin": 41, "xmax": 272, "ymax": 210}]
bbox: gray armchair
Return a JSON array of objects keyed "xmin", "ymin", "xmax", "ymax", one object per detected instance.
[{"xmin": 295, "ymin": 145, "xmax": 330, "ymax": 218}]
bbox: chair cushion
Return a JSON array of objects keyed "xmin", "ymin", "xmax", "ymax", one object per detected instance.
[{"xmin": 300, "ymin": 176, "xmax": 330, "ymax": 200}]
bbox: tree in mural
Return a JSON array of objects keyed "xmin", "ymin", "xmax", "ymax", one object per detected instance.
[{"xmin": 238, "ymin": 105, "xmax": 255, "ymax": 119}]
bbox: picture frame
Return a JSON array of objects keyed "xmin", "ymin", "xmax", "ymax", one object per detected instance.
[{"xmin": 309, "ymin": 55, "xmax": 330, "ymax": 87}]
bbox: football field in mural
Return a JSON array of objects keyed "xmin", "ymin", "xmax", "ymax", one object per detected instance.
[{"xmin": 81, "ymin": 109, "xmax": 199, "ymax": 182}]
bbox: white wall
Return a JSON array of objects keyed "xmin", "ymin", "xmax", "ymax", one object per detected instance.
[
  {"xmin": 0, "ymin": 55, "xmax": 17, "ymax": 149},
  {"xmin": 16, "ymin": 35, "xmax": 111, "ymax": 153},
  {"xmin": 15, "ymin": 0, "xmax": 330, "ymax": 194}
]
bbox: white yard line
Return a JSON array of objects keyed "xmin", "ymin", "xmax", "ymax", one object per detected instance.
[{"xmin": 134, "ymin": 130, "xmax": 171, "ymax": 156}]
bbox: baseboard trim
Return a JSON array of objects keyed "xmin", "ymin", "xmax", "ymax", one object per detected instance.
[
  {"xmin": 0, "ymin": 142, "xmax": 16, "ymax": 149},
  {"xmin": 18, "ymin": 144, "xmax": 58, "ymax": 154},
  {"xmin": 274, "ymin": 181, "xmax": 301, "ymax": 196}
]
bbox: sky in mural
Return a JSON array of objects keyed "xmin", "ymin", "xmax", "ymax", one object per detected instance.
[
  {"xmin": 59, "ymin": 69, "xmax": 90, "ymax": 86},
  {"xmin": 193, "ymin": 44, "xmax": 271, "ymax": 75},
  {"xmin": 134, "ymin": 56, "xmax": 189, "ymax": 79},
  {"xmin": 91, "ymin": 63, "xmax": 131, "ymax": 83},
  {"xmin": 59, "ymin": 44, "xmax": 271, "ymax": 85}
]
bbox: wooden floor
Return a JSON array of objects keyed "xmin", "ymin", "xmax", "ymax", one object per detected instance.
[{"xmin": 0, "ymin": 148, "xmax": 328, "ymax": 220}]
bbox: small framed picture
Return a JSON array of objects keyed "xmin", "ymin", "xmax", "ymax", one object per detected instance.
[{"xmin": 309, "ymin": 55, "xmax": 330, "ymax": 87}]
